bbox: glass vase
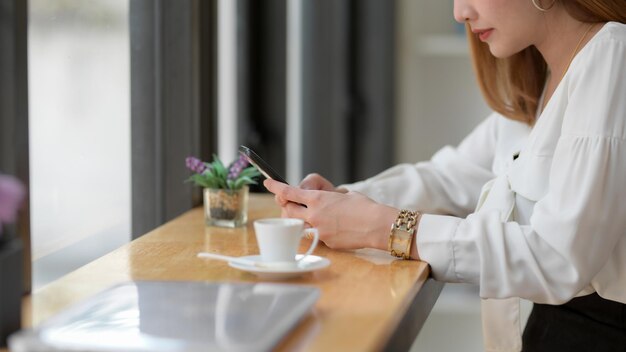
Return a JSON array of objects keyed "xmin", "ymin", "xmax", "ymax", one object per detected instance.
[{"xmin": 203, "ymin": 186, "xmax": 249, "ymax": 228}]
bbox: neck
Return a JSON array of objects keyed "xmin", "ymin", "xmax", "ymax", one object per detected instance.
[{"xmin": 533, "ymin": 12, "xmax": 600, "ymax": 80}]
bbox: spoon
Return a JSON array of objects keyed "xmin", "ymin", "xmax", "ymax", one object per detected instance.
[{"xmin": 197, "ymin": 252, "xmax": 297, "ymax": 269}]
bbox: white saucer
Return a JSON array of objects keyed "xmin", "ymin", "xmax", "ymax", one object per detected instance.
[{"xmin": 229, "ymin": 255, "xmax": 330, "ymax": 280}]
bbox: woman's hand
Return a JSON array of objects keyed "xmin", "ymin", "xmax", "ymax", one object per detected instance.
[
  {"xmin": 273, "ymin": 173, "xmax": 344, "ymax": 208},
  {"xmin": 300, "ymin": 173, "xmax": 337, "ymax": 191},
  {"xmin": 264, "ymin": 179, "xmax": 398, "ymax": 250}
]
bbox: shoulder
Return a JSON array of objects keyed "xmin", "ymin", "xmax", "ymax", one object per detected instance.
[
  {"xmin": 600, "ymin": 21, "xmax": 626, "ymax": 43},
  {"xmin": 571, "ymin": 22, "xmax": 626, "ymax": 70},
  {"xmin": 587, "ymin": 21, "xmax": 626, "ymax": 50},
  {"xmin": 563, "ymin": 22, "xmax": 626, "ymax": 140}
]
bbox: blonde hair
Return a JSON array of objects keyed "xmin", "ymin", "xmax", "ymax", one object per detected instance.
[{"xmin": 468, "ymin": 0, "xmax": 626, "ymax": 125}]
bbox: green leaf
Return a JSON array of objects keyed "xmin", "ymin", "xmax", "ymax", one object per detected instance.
[
  {"xmin": 233, "ymin": 176, "xmax": 257, "ymax": 189},
  {"xmin": 239, "ymin": 167, "xmax": 261, "ymax": 178},
  {"xmin": 211, "ymin": 155, "xmax": 228, "ymax": 179},
  {"xmin": 187, "ymin": 174, "xmax": 212, "ymax": 188},
  {"xmin": 206, "ymin": 179, "xmax": 220, "ymax": 189}
]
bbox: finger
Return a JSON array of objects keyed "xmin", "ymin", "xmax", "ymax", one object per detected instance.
[
  {"xmin": 300, "ymin": 173, "xmax": 332, "ymax": 191},
  {"xmin": 264, "ymin": 179, "xmax": 313, "ymax": 205},
  {"xmin": 299, "ymin": 173, "xmax": 322, "ymax": 190},
  {"xmin": 274, "ymin": 194, "xmax": 288, "ymax": 207},
  {"xmin": 283, "ymin": 200, "xmax": 309, "ymax": 220}
]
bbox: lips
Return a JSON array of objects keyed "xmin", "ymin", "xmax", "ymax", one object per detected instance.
[{"xmin": 473, "ymin": 28, "xmax": 494, "ymax": 41}]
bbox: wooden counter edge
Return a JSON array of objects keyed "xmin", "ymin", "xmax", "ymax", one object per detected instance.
[{"xmin": 383, "ymin": 277, "xmax": 445, "ymax": 351}]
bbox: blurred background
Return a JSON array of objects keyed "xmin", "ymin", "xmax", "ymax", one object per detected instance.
[{"xmin": 2, "ymin": 0, "xmax": 508, "ymax": 350}]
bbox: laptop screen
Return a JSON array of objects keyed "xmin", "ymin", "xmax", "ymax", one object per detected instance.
[{"xmin": 10, "ymin": 281, "xmax": 320, "ymax": 352}]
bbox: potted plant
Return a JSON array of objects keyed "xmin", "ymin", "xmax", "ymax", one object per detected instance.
[
  {"xmin": 0, "ymin": 174, "xmax": 25, "ymax": 347},
  {"xmin": 186, "ymin": 154, "xmax": 260, "ymax": 228}
]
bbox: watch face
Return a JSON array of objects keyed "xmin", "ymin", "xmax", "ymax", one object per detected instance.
[
  {"xmin": 393, "ymin": 231, "xmax": 409, "ymax": 243},
  {"xmin": 389, "ymin": 210, "xmax": 418, "ymax": 259},
  {"xmin": 391, "ymin": 227, "xmax": 413, "ymax": 258}
]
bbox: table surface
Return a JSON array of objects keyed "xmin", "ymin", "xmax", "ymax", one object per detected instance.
[{"xmin": 14, "ymin": 194, "xmax": 439, "ymax": 351}]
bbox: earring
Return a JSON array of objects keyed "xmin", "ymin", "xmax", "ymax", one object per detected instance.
[{"xmin": 531, "ymin": 0, "xmax": 556, "ymax": 12}]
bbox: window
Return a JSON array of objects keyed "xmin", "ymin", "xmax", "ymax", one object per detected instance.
[{"xmin": 28, "ymin": 0, "xmax": 130, "ymax": 289}]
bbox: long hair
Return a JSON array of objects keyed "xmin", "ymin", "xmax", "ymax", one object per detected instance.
[{"xmin": 468, "ymin": 0, "xmax": 626, "ymax": 125}]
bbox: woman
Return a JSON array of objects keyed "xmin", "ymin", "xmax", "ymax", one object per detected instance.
[{"xmin": 265, "ymin": 0, "xmax": 626, "ymax": 351}]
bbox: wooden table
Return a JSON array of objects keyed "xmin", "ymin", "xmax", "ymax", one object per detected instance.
[{"xmin": 14, "ymin": 194, "xmax": 443, "ymax": 351}]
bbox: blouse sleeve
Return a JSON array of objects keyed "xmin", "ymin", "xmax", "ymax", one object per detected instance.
[
  {"xmin": 417, "ymin": 32, "xmax": 626, "ymax": 304},
  {"xmin": 342, "ymin": 113, "xmax": 498, "ymax": 217}
]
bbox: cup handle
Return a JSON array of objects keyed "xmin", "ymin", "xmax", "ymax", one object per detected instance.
[{"xmin": 297, "ymin": 228, "xmax": 319, "ymax": 261}]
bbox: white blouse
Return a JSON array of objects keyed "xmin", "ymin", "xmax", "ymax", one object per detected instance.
[{"xmin": 343, "ymin": 22, "xmax": 626, "ymax": 350}]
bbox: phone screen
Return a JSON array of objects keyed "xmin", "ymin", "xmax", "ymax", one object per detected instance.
[{"xmin": 239, "ymin": 145, "xmax": 288, "ymax": 184}]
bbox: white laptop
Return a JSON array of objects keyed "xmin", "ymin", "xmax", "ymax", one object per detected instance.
[{"xmin": 9, "ymin": 281, "xmax": 320, "ymax": 352}]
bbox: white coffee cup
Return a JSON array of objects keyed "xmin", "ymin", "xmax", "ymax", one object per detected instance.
[{"xmin": 253, "ymin": 218, "xmax": 319, "ymax": 266}]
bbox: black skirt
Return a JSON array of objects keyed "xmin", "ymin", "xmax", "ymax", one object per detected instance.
[{"xmin": 522, "ymin": 292, "xmax": 626, "ymax": 351}]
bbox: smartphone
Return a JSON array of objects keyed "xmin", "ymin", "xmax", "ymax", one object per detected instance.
[
  {"xmin": 240, "ymin": 145, "xmax": 307, "ymax": 208},
  {"xmin": 239, "ymin": 145, "xmax": 288, "ymax": 184}
]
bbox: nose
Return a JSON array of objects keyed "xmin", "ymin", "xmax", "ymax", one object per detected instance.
[{"xmin": 453, "ymin": 0, "xmax": 476, "ymax": 24}]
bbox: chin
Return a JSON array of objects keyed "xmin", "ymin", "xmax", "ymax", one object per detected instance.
[{"xmin": 487, "ymin": 44, "xmax": 518, "ymax": 59}]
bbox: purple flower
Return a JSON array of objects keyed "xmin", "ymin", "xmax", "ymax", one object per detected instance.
[
  {"xmin": 228, "ymin": 154, "xmax": 249, "ymax": 180},
  {"xmin": 0, "ymin": 175, "xmax": 25, "ymax": 233},
  {"xmin": 186, "ymin": 156, "xmax": 207, "ymax": 174}
]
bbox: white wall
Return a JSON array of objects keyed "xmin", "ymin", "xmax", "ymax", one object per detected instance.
[{"xmin": 395, "ymin": 0, "xmax": 490, "ymax": 164}]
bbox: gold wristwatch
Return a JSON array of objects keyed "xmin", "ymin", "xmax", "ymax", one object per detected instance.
[{"xmin": 388, "ymin": 209, "xmax": 420, "ymax": 260}]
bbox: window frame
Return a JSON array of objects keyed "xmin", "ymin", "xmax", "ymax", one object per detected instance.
[{"xmin": 0, "ymin": 0, "xmax": 31, "ymax": 293}]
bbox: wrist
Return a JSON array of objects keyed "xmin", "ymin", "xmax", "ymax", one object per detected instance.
[{"xmin": 368, "ymin": 205, "xmax": 399, "ymax": 251}]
